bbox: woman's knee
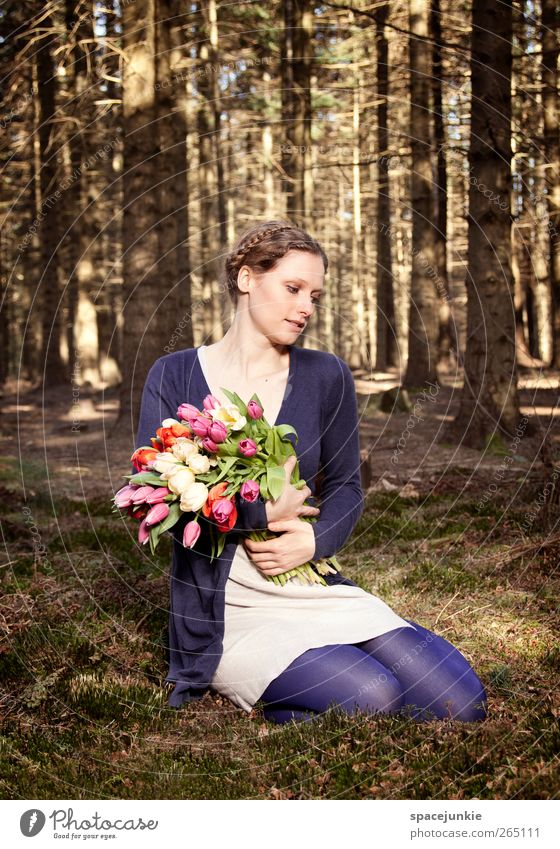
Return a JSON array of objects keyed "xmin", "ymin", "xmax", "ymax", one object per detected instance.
[{"xmin": 351, "ymin": 667, "xmax": 404, "ymax": 716}]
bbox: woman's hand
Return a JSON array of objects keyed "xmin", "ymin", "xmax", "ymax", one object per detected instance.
[
  {"xmin": 265, "ymin": 455, "xmax": 320, "ymax": 523},
  {"xmin": 243, "ymin": 519, "xmax": 316, "ymax": 577}
]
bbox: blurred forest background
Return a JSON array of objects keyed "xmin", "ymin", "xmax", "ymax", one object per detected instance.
[{"xmin": 1, "ymin": 0, "xmax": 558, "ymax": 446}]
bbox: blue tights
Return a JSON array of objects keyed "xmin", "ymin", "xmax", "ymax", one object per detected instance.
[{"xmin": 260, "ymin": 620, "xmax": 487, "ymax": 724}]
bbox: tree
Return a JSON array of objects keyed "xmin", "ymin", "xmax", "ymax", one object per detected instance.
[
  {"xmin": 403, "ymin": 0, "xmax": 439, "ymax": 388},
  {"xmin": 445, "ymin": 0, "xmax": 520, "ymax": 447}
]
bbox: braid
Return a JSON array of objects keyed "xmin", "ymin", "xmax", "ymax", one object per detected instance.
[
  {"xmin": 222, "ymin": 219, "xmax": 328, "ymax": 306},
  {"xmin": 229, "ymin": 223, "xmax": 293, "ymax": 270}
]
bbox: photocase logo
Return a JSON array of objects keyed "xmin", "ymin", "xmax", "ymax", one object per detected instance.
[{"xmin": 20, "ymin": 809, "xmax": 46, "ymax": 836}]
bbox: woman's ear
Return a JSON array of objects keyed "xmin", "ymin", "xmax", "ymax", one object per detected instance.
[{"xmin": 237, "ymin": 265, "xmax": 252, "ymax": 295}]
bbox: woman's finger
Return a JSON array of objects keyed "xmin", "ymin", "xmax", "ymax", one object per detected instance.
[{"xmin": 299, "ymin": 506, "xmax": 320, "ymax": 516}]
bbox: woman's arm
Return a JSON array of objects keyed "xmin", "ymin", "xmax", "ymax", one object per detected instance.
[{"xmin": 310, "ymin": 356, "xmax": 365, "ymax": 560}]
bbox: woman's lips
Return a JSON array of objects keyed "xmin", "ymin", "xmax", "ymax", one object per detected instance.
[{"xmin": 286, "ymin": 319, "xmax": 304, "ymax": 330}]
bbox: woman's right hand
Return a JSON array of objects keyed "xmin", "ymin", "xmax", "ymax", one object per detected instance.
[{"xmin": 265, "ymin": 455, "xmax": 320, "ymax": 524}]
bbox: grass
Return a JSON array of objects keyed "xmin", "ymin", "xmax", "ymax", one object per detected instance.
[{"xmin": 1, "ymin": 483, "xmax": 559, "ymax": 800}]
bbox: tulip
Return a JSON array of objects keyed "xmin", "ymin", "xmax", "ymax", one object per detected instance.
[
  {"xmin": 187, "ymin": 453, "xmax": 211, "ymax": 474},
  {"xmin": 180, "ymin": 482, "xmax": 209, "ymax": 512},
  {"xmin": 183, "ymin": 520, "xmax": 201, "ymax": 548},
  {"xmin": 210, "ymin": 404, "xmax": 246, "ymax": 431},
  {"xmin": 129, "ymin": 504, "xmax": 149, "ymax": 520},
  {"xmin": 212, "ymin": 498, "xmax": 234, "ymax": 525},
  {"xmin": 190, "ymin": 415, "xmax": 211, "ymax": 438},
  {"xmin": 145, "ymin": 486, "xmax": 171, "ymax": 504},
  {"xmin": 162, "ymin": 418, "xmax": 179, "ymax": 427},
  {"xmin": 145, "ymin": 502, "xmax": 170, "ymax": 526},
  {"xmin": 201, "ymin": 436, "xmax": 218, "ymax": 453},
  {"xmin": 131, "ymin": 485, "xmax": 155, "ymax": 504},
  {"xmin": 171, "ymin": 438, "xmax": 199, "ymax": 462},
  {"xmin": 166, "ymin": 467, "xmax": 196, "ymax": 495},
  {"xmin": 203, "ymin": 394, "xmax": 220, "ymax": 412},
  {"xmin": 130, "ymin": 446, "xmax": 159, "ymax": 471},
  {"xmin": 247, "ymin": 400, "xmax": 263, "ymax": 420},
  {"xmin": 138, "ymin": 518, "xmax": 150, "ymax": 545},
  {"xmin": 152, "ymin": 452, "xmax": 182, "ymax": 476},
  {"xmin": 208, "ymin": 420, "xmax": 227, "ymax": 444},
  {"xmin": 240, "ymin": 480, "xmax": 260, "ymax": 503},
  {"xmin": 114, "ymin": 484, "xmax": 138, "ymax": 508},
  {"xmin": 238, "ymin": 438, "xmax": 257, "ymax": 458},
  {"xmin": 177, "ymin": 403, "xmax": 201, "ymax": 421}
]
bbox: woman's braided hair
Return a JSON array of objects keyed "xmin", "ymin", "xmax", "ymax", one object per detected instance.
[{"xmin": 222, "ymin": 219, "xmax": 328, "ymax": 306}]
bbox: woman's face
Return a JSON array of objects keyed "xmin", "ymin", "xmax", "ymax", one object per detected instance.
[{"xmin": 237, "ymin": 249, "xmax": 325, "ymax": 345}]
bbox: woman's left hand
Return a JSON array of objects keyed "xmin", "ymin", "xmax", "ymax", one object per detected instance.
[{"xmin": 242, "ymin": 519, "xmax": 316, "ymax": 577}]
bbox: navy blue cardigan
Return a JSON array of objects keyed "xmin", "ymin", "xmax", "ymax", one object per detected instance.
[{"xmin": 133, "ymin": 345, "xmax": 365, "ymax": 708}]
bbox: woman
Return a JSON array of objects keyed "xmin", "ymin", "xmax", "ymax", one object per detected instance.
[{"xmin": 134, "ymin": 219, "xmax": 487, "ymax": 724}]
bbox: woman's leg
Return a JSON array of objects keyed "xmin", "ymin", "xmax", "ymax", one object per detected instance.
[
  {"xmin": 260, "ymin": 643, "xmax": 404, "ymax": 724},
  {"xmin": 354, "ymin": 619, "xmax": 488, "ymax": 722}
]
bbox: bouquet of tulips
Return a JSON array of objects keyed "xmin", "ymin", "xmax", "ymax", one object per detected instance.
[{"xmin": 113, "ymin": 389, "xmax": 340, "ymax": 586}]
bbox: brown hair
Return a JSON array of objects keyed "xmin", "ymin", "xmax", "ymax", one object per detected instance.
[{"xmin": 222, "ymin": 219, "xmax": 328, "ymax": 306}]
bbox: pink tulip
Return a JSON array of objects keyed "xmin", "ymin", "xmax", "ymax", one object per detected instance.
[
  {"xmin": 131, "ymin": 485, "xmax": 155, "ymax": 504},
  {"xmin": 212, "ymin": 498, "xmax": 234, "ymax": 524},
  {"xmin": 238, "ymin": 438, "xmax": 257, "ymax": 458},
  {"xmin": 114, "ymin": 484, "xmax": 138, "ymax": 508},
  {"xmin": 190, "ymin": 414, "xmax": 211, "ymax": 437},
  {"xmin": 145, "ymin": 486, "xmax": 171, "ymax": 504},
  {"xmin": 183, "ymin": 520, "xmax": 201, "ymax": 548},
  {"xmin": 247, "ymin": 400, "xmax": 263, "ymax": 420},
  {"xmin": 201, "ymin": 436, "xmax": 218, "ymax": 452},
  {"xmin": 208, "ymin": 420, "xmax": 227, "ymax": 443},
  {"xmin": 240, "ymin": 480, "xmax": 260, "ymax": 502},
  {"xmin": 177, "ymin": 403, "xmax": 200, "ymax": 421},
  {"xmin": 138, "ymin": 518, "xmax": 150, "ymax": 545},
  {"xmin": 203, "ymin": 394, "xmax": 220, "ymax": 411},
  {"xmin": 145, "ymin": 502, "xmax": 170, "ymax": 526}
]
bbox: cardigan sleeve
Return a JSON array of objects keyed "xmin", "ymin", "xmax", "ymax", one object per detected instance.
[{"xmin": 311, "ymin": 356, "xmax": 365, "ymax": 560}]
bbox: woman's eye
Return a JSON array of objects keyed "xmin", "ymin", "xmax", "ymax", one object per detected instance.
[{"xmin": 286, "ymin": 285, "xmax": 298, "ymax": 294}]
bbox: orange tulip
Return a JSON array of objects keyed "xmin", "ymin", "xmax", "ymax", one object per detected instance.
[
  {"xmin": 156, "ymin": 423, "xmax": 191, "ymax": 450},
  {"xmin": 130, "ymin": 446, "xmax": 159, "ymax": 471}
]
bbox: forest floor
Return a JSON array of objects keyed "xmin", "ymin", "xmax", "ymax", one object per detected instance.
[{"xmin": 0, "ymin": 366, "xmax": 559, "ymax": 800}]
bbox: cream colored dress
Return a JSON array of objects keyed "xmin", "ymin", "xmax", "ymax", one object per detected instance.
[{"xmin": 197, "ymin": 345, "xmax": 416, "ymax": 713}]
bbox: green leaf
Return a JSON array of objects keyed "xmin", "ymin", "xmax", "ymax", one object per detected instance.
[
  {"xmin": 215, "ymin": 532, "xmax": 227, "ymax": 558},
  {"xmin": 267, "ymin": 464, "xmax": 285, "ymax": 501},
  {"xmin": 129, "ymin": 471, "xmax": 165, "ymax": 486}
]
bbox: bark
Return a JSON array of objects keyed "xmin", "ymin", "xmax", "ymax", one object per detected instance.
[
  {"xmin": 37, "ymin": 11, "xmax": 66, "ymax": 385},
  {"xmin": 541, "ymin": 0, "xmax": 560, "ymax": 366},
  {"xmin": 403, "ymin": 0, "xmax": 439, "ymax": 388},
  {"xmin": 374, "ymin": 2, "xmax": 397, "ymax": 370},
  {"xmin": 430, "ymin": 0, "xmax": 453, "ymax": 367},
  {"xmin": 281, "ymin": 0, "xmax": 313, "ymax": 223},
  {"xmin": 444, "ymin": 0, "xmax": 520, "ymax": 447}
]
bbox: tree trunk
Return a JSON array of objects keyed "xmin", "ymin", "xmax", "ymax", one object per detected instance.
[
  {"xmin": 117, "ymin": 0, "xmax": 161, "ymax": 430},
  {"xmin": 281, "ymin": 0, "xmax": 312, "ymax": 224},
  {"xmin": 374, "ymin": 2, "xmax": 397, "ymax": 371},
  {"xmin": 37, "ymin": 12, "xmax": 66, "ymax": 385},
  {"xmin": 430, "ymin": 0, "xmax": 453, "ymax": 368},
  {"xmin": 445, "ymin": 0, "xmax": 520, "ymax": 447},
  {"xmin": 541, "ymin": 0, "xmax": 560, "ymax": 367},
  {"xmin": 403, "ymin": 0, "xmax": 438, "ymax": 388}
]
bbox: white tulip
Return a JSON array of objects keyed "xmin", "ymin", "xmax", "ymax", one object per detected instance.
[
  {"xmin": 161, "ymin": 418, "xmax": 180, "ymax": 427},
  {"xmin": 180, "ymin": 482, "xmax": 209, "ymax": 512},
  {"xmin": 188, "ymin": 453, "xmax": 211, "ymax": 474},
  {"xmin": 172, "ymin": 438, "xmax": 199, "ymax": 462},
  {"xmin": 166, "ymin": 467, "xmax": 196, "ymax": 495},
  {"xmin": 210, "ymin": 404, "xmax": 246, "ymax": 431},
  {"xmin": 152, "ymin": 452, "xmax": 182, "ymax": 477}
]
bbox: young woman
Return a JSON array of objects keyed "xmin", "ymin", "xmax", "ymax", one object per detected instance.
[{"xmin": 134, "ymin": 219, "xmax": 487, "ymax": 725}]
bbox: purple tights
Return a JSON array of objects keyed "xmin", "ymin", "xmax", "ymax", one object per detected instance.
[{"xmin": 260, "ymin": 620, "xmax": 487, "ymax": 724}]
